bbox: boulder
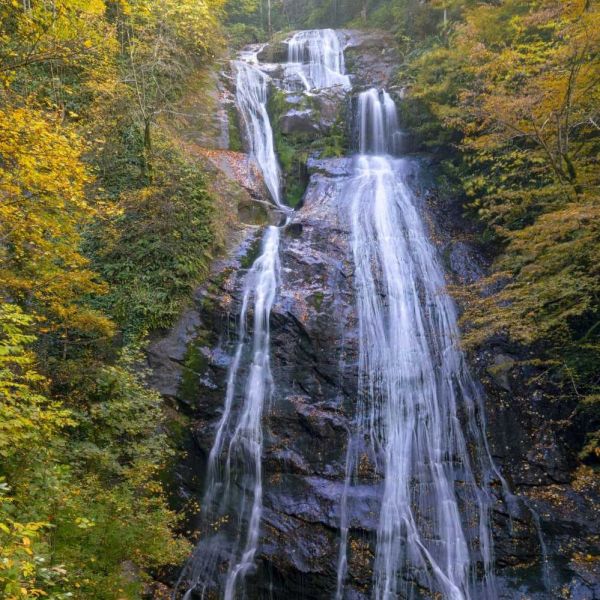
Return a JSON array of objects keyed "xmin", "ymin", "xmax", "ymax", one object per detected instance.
[{"xmin": 279, "ymin": 108, "xmax": 320, "ymax": 135}]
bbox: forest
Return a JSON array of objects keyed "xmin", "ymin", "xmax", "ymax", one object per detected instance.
[{"xmin": 0, "ymin": 0, "xmax": 598, "ymax": 599}]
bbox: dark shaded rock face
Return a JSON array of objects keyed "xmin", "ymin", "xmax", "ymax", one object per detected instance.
[
  {"xmin": 151, "ymin": 160, "xmax": 599, "ymax": 600},
  {"xmin": 424, "ymin": 168, "xmax": 600, "ymax": 600},
  {"xmin": 343, "ymin": 30, "xmax": 401, "ymax": 90},
  {"xmin": 148, "ymin": 30, "xmax": 599, "ymax": 600},
  {"xmin": 279, "ymin": 109, "xmax": 321, "ymax": 135}
]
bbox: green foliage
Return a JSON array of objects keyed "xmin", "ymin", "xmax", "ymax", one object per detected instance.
[
  {"xmin": 48, "ymin": 356, "xmax": 190, "ymax": 598},
  {"xmin": 0, "ymin": 481, "xmax": 70, "ymax": 600},
  {"xmin": 0, "ymin": 0, "xmax": 226, "ymax": 597},
  {"xmin": 0, "ymin": 306, "xmax": 71, "ymax": 600},
  {"xmin": 391, "ymin": 0, "xmax": 600, "ymax": 461},
  {"xmin": 0, "ymin": 305, "xmax": 72, "ymax": 465},
  {"xmin": 90, "ymin": 147, "xmax": 216, "ymax": 338},
  {"xmin": 1, "ymin": 336, "xmax": 191, "ymax": 598}
]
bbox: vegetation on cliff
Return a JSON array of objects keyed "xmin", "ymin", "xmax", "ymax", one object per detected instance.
[
  {"xmin": 0, "ymin": 0, "xmax": 226, "ymax": 597},
  {"xmin": 389, "ymin": 0, "xmax": 599, "ymax": 463}
]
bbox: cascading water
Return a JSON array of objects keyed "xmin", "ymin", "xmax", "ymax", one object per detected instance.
[
  {"xmin": 285, "ymin": 29, "xmax": 351, "ymax": 91},
  {"xmin": 174, "ymin": 225, "xmax": 280, "ymax": 600},
  {"xmin": 174, "ymin": 46, "xmax": 286, "ymax": 599},
  {"xmin": 335, "ymin": 90, "xmax": 499, "ymax": 600},
  {"xmin": 175, "ymin": 32, "xmax": 353, "ymax": 599},
  {"xmin": 234, "ymin": 56, "xmax": 284, "ymax": 208},
  {"xmin": 358, "ymin": 88, "xmax": 401, "ymax": 156}
]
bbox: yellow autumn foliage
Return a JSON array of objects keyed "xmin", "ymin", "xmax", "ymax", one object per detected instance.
[{"xmin": 0, "ymin": 107, "xmax": 113, "ymax": 339}]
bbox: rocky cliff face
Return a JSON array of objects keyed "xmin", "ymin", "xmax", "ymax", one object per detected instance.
[{"xmin": 147, "ymin": 31, "xmax": 599, "ymax": 600}]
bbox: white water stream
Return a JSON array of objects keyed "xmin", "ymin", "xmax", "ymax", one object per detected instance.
[
  {"xmin": 216, "ymin": 225, "xmax": 281, "ymax": 600},
  {"xmin": 335, "ymin": 89, "xmax": 499, "ymax": 600},
  {"xmin": 234, "ymin": 56, "xmax": 284, "ymax": 209},
  {"xmin": 286, "ymin": 29, "xmax": 351, "ymax": 91},
  {"xmin": 176, "ymin": 30, "xmax": 352, "ymax": 599},
  {"xmin": 176, "ymin": 225, "xmax": 280, "ymax": 600}
]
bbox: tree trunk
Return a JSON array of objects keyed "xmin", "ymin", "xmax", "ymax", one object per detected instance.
[
  {"xmin": 143, "ymin": 117, "xmax": 153, "ymax": 180},
  {"xmin": 267, "ymin": 0, "xmax": 272, "ymax": 39}
]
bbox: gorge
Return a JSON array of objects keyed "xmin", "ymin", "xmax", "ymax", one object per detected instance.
[{"xmin": 2, "ymin": 3, "xmax": 598, "ymax": 599}]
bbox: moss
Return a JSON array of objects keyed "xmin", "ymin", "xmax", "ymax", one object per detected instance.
[
  {"xmin": 268, "ymin": 88, "xmax": 290, "ymax": 116},
  {"xmin": 268, "ymin": 90, "xmax": 311, "ymax": 207},
  {"xmin": 179, "ymin": 335, "xmax": 210, "ymax": 404},
  {"xmin": 267, "ymin": 87, "xmax": 351, "ymax": 208},
  {"xmin": 286, "ymin": 179, "xmax": 307, "ymax": 208},
  {"xmin": 311, "ymin": 291, "xmax": 324, "ymax": 310},
  {"xmin": 240, "ymin": 234, "xmax": 265, "ymax": 269},
  {"xmin": 227, "ymin": 104, "xmax": 243, "ymax": 152},
  {"xmin": 320, "ymin": 114, "xmax": 349, "ymax": 158}
]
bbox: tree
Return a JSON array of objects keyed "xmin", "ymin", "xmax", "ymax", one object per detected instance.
[
  {"xmin": 115, "ymin": 0, "xmax": 225, "ymax": 176},
  {"xmin": 456, "ymin": 0, "xmax": 599, "ymax": 198},
  {"xmin": 0, "ymin": 0, "xmax": 113, "ymax": 99},
  {"xmin": 0, "ymin": 304, "xmax": 72, "ymax": 600},
  {"xmin": 0, "ymin": 108, "xmax": 113, "ymax": 352}
]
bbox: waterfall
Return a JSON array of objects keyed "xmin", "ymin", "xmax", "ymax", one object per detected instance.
[
  {"xmin": 234, "ymin": 57, "xmax": 284, "ymax": 209},
  {"xmin": 175, "ymin": 226, "xmax": 281, "ymax": 599},
  {"xmin": 358, "ymin": 88, "xmax": 400, "ymax": 155},
  {"xmin": 218, "ymin": 225, "xmax": 280, "ymax": 600},
  {"xmin": 335, "ymin": 90, "xmax": 498, "ymax": 599},
  {"xmin": 285, "ymin": 29, "xmax": 351, "ymax": 91},
  {"xmin": 177, "ymin": 28, "xmax": 511, "ymax": 600},
  {"xmin": 175, "ymin": 44, "xmax": 286, "ymax": 599}
]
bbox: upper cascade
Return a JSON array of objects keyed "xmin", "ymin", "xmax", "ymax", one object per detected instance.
[
  {"xmin": 285, "ymin": 29, "xmax": 351, "ymax": 92},
  {"xmin": 358, "ymin": 88, "xmax": 401, "ymax": 155},
  {"xmin": 234, "ymin": 56, "xmax": 285, "ymax": 209}
]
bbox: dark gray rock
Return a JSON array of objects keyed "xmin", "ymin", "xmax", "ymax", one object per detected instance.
[
  {"xmin": 279, "ymin": 108, "xmax": 320, "ymax": 135},
  {"xmin": 257, "ymin": 41, "xmax": 289, "ymax": 64},
  {"xmin": 310, "ymin": 88, "xmax": 347, "ymax": 128},
  {"xmin": 342, "ymin": 29, "xmax": 401, "ymax": 89},
  {"xmin": 449, "ymin": 240, "xmax": 486, "ymax": 284}
]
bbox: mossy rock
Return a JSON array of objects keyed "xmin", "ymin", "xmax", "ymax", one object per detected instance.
[
  {"xmin": 237, "ymin": 199, "xmax": 270, "ymax": 226},
  {"xmin": 267, "ymin": 86, "xmax": 350, "ymax": 208}
]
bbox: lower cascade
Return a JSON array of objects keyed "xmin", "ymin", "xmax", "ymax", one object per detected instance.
[
  {"xmin": 175, "ymin": 227, "xmax": 281, "ymax": 599},
  {"xmin": 336, "ymin": 91, "xmax": 498, "ymax": 600}
]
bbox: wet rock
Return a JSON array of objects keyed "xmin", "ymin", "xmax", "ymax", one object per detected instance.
[
  {"xmin": 257, "ymin": 41, "xmax": 289, "ymax": 64},
  {"xmin": 147, "ymin": 309, "xmax": 201, "ymax": 401},
  {"xmin": 342, "ymin": 29, "xmax": 401, "ymax": 89},
  {"xmin": 311, "ymin": 88, "xmax": 347, "ymax": 127},
  {"xmin": 449, "ymin": 240, "xmax": 486, "ymax": 284},
  {"xmin": 488, "ymin": 352, "xmax": 516, "ymax": 392},
  {"xmin": 170, "ymin": 69, "xmax": 232, "ymax": 150},
  {"xmin": 237, "ymin": 198, "xmax": 272, "ymax": 226},
  {"xmin": 306, "ymin": 156, "xmax": 353, "ymax": 178},
  {"xmin": 279, "ymin": 108, "xmax": 320, "ymax": 135}
]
